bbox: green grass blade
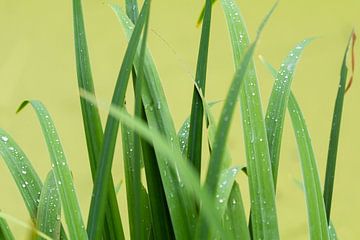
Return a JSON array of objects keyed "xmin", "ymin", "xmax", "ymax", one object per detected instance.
[
  {"xmin": 178, "ymin": 117, "xmax": 190, "ymax": 156},
  {"xmin": 265, "ymin": 39, "xmax": 313, "ymax": 187},
  {"xmin": 328, "ymin": 222, "xmax": 338, "ymax": 240},
  {"xmin": 196, "ymin": 0, "xmax": 217, "ymax": 26},
  {"xmin": 262, "ymin": 58, "xmax": 330, "ymax": 239},
  {"xmin": 86, "ymin": 2, "xmax": 150, "ymax": 239},
  {"xmin": 141, "ymin": 125, "xmax": 175, "ymax": 239},
  {"xmin": 288, "ymin": 95, "xmax": 329, "ymax": 239},
  {"xmin": 0, "ymin": 212, "xmax": 52, "ymax": 240},
  {"xmin": 187, "ymin": 0, "xmax": 212, "ymax": 174},
  {"xmin": 0, "ymin": 130, "xmax": 68, "ymax": 240},
  {"xmin": 132, "ymin": 6, "xmax": 150, "ymax": 239},
  {"xmin": 81, "ymin": 91, "xmax": 231, "ymax": 239},
  {"xmin": 72, "ymin": 0, "xmax": 102, "ymax": 179},
  {"xmin": 0, "ymin": 129, "xmax": 42, "ymax": 220},
  {"xmin": 17, "ymin": 101, "xmax": 87, "ymax": 240},
  {"xmin": 214, "ymin": 167, "xmax": 241, "ymax": 217},
  {"xmin": 223, "ymin": 182, "xmax": 250, "ymax": 240},
  {"xmin": 36, "ymin": 171, "xmax": 61, "ymax": 240},
  {"xmin": 323, "ymin": 31, "xmax": 356, "ymax": 223},
  {"xmin": 125, "ymin": 0, "xmax": 139, "ymax": 23},
  {"xmin": 112, "ymin": 6, "xmax": 197, "ymax": 238},
  {"xmin": 220, "ymin": 1, "xmax": 280, "ymax": 238},
  {"xmin": 72, "ymin": 0, "xmax": 123, "ymax": 238},
  {"xmin": 0, "ymin": 215, "xmax": 15, "ymax": 240}
]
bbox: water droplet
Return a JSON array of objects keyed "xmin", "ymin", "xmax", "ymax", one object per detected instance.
[{"xmin": 1, "ymin": 136, "xmax": 8, "ymax": 142}]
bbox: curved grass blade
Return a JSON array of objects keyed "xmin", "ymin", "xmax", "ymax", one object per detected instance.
[
  {"xmin": 112, "ymin": 6, "xmax": 197, "ymax": 238},
  {"xmin": 87, "ymin": 2, "xmax": 150, "ymax": 239},
  {"xmin": 36, "ymin": 171, "xmax": 61, "ymax": 240},
  {"xmin": 265, "ymin": 38, "xmax": 313, "ymax": 187},
  {"xmin": 261, "ymin": 58, "xmax": 335, "ymax": 239},
  {"xmin": 0, "ymin": 215, "xmax": 15, "ymax": 240},
  {"xmin": 0, "ymin": 129, "xmax": 42, "ymax": 220},
  {"xmin": 0, "ymin": 212, "xmax": 52, "ymax": 240},
  {"xmin": 72, "ymin": 0, "xmax": 124, "ymax": 238},
  {"xmin": 223, "ymin": 182, "xmax": 250, "ymax": 240},
  {"xmin": 81, "ymin": 91, "xmax": 231, "ymax": 240},
  {"xmin": 17, "ymin": 100, "xmax": 87, "ymax": 240},
  {"xmin": 324, "ymin": 31, "xmax": 356, "ymax": 223},
  {"xmin": 214, "ymin": 167, "xmax": 241, "ymax": 217},
  {"xmin": 0, "ymin": 130, "xmax": 68, "ymax": 240},
  {"xmin": 187, "ymin": 0, "xmax": 212, "ymax": 175},
  {"xmin": 288, "ymin": 95, "xmax": 329, "ymax": 239},
  {"xmin": 220, "ymin": 1, "xmax": 280, "ymax": 238}
]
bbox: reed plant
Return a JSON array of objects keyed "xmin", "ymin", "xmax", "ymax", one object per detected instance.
[{"xmin": 0, "ymin": 0, "xmax": 356, "ymax": 239}]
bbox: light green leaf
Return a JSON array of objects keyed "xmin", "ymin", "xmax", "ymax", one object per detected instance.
[
  {"xmin": 17, "ymin": 101, "xmax": 87, "ymax": 240},
  {"xmin": 220, "ymin": 1, "xmax": 280, "ymax": 238},
  {"xmin": 36, "ymin": 171, "xmax": 61, "ymax": 240}
]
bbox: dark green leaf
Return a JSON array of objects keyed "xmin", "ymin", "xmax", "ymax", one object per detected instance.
[
  {"xmin": 0, "ymin": 215, "xmax": 15, "ymax": 240},
  {"xmin": 72, "ymin": 0, "xmax": 124, "ymax": 238},
  {"xmin": 323, "ymin": 31, "xmax": 356, "ymax": 223},
  {"xmin": 187, "ymin": 0, "xmax": 212, "ymax": 175},
  {"xmin": 87, "ymin": 1, "xmax": 150, "ymax": 239}
]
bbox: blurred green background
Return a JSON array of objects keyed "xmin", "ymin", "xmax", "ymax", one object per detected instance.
[{"xmin": 0, "ymin": 0, "xmax": 359, "ymax": 239}]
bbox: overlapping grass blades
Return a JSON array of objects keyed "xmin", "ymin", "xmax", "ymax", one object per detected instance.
[
  {"xmin": 288, "ymin": 95, "xmax": 329, "ymax": 239},
  {"xmin": 187, "ymin": 0, "xmax": 212, "ymax": 175},
  {"xmin": 224, "ymin": 182, "xmax": 250, "ymax": 240},
  {"xmin": 0, "ymin": 129, "xmax": 68, "ymax": 239},
  {"xmin": 36, "ymin": 171, "xmax": 61, "ymax": 240},
  {"xmin": 112, "ymin": 5, "xmax": 197, "ymax": 239},
  {"xmin": 86, "ymin": 1, "xmax": 150, "ymax": 239},
  {"xmin": 265, "ymin": 39, "xmax": 313, "ymax": 187},
  {"xmin": 323, "ymin": 31, "xmax": 356, "ymax": 223},
  {"xmin": 0, "ymin": 215, "xmax": 14, "ymax": 240},
  {"xmin": 72, "ymin": 0, "xmax": 123, "ymax": 238},
  {"xmin": 0, "ymin": 129, "xmax": 43, "ymax": 221},
  {"xmin": 124, "ymin": 0, "xmax": 174, "ymax": 238},
  {"xmin": 220, "ymin": 0, "xmax": 279, "ymax": 238},
  {"xmin": 81, "ymin": 90, "xmax": 230, "ymax": 239},
  {"xmin": 17, "ymin": 100, "xmax": 87, "ymax": 240}
]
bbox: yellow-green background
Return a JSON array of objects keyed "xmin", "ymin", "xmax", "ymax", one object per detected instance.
[{"xmin": 0, "ymin": 0, "xmax": 359, "ymax": 239}]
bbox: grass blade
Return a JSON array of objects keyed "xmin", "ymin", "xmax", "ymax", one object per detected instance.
[
  {"xmin": 125, "ymin": 0, "xmax": 139, "ymax": 23},
  {"xmin": 196, "ymin": 0, "xmax": 217, "ymax": 26},
  {"xmin": 323, "ymin": 31, "xmax": 356, "ymax": 222},
  {"xmin": 187, "ymin": 0, "xmax": 212, "ymax": 174},
  {"xmin": 223, "ymin": 182, "xmax": 250, "ymax": 240},
  {"xmin": 178, "ymin": 117, "xmax": 190, "ymax": 156},
  {"xmin": 81, "ymin": 91, "xmax": 231, "ymax": 239},
  {"xmin": 87, "ymin": 2, "xmax": 150, "ymax": 239},
  {"xmin": 0, "ymin": 215, "xmax": 15, "ymax": 240},
  {"xmin": 219, "ymin": 1, "xmax": 280, "ymax": 238},
  {"xmin": 265, "ymin": 38, "xmax": 313, "ymax": 187},
  {"xmin": 17, "ymin": 100, "xmax": 87, "ymax": 240},
  {"xmin": 72, "ymin": 0, "xmax": 124, "ymax": 238},
  {"xmin": 36, "ymin": 171, "xmax": 61, "ymax": 240},
  {"xmin": 0, "ymin": 212, "xmax": 52, "ymax": 240},
  {"xmin": 288, "ymin": 94, "xmax": 329, "ymax": 239},
  {"xmin": 113, "ymin": 6, "xmax": 197, "ymax": 238},
  {"xmin": 0, "ymin": 130, "xmax": 42, "ymax": 221},
  {"xmin": 0, "ymin": 130, "xmax": 68, "ymax": 240}
]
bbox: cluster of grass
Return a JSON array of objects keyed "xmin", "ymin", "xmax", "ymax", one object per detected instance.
[{"xmin": 0, "ymin": 0, "xmax": 356, "ymax": 239}]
